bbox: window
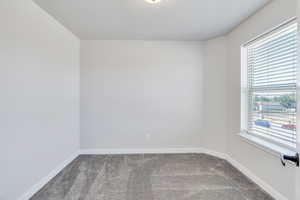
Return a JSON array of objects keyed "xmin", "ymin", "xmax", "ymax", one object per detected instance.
[{"xmin": 241, "ymin": 18, "xmax": 298, "ymax": 150}]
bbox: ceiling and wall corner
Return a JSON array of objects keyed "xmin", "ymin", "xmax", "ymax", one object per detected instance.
[{"xmin": 33, "ymin": 0, "xmax": 271, "ymax": 41}]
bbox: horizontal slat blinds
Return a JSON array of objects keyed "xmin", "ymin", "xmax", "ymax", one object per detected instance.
[{"xmin": 245, "ymin": 20, "xmax": 297, "ymax": 148}]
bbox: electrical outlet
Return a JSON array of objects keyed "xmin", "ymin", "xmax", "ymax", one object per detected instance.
[{"xmin": 146, "ymin": 133, "xmax": 151, "ymax": 140}]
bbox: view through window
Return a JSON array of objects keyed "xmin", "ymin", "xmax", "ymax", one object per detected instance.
[{"xmin": 242, "ymin": 19, "xmax": 298, "ymax": 149}]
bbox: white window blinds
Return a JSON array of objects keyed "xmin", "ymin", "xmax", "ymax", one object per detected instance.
[{"xmin": 242, "ymin": 19, "xmax": 298, "ymax": 149}]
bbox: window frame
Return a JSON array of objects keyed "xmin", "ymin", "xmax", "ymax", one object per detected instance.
[{"xmin": 240, "ymin": 17, "xmax": 298, "ymax": 152}]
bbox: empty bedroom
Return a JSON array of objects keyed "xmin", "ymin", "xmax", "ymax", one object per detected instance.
[{"xmin": 1, "ymin": 0, "xmax": 300, "ymax": 199}]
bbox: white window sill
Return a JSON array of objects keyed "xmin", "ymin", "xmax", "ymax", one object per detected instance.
[{"xmin": 238, "ymin": 132, "xmax": 296, "ymax": 158}]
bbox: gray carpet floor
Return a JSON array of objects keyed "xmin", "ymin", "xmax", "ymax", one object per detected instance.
[{"xmin": 30, "ymin": 154, "xmax": 274, "ymax": 200}]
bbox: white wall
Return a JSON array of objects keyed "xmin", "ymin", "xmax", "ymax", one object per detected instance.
[
  {"xmin": 202, "ymin": 37, "xmax": 228, "ymax": 154},
  {"xmin": 80, "ymin": 40, "xmax": 204, "ymax": 150},
  {"xmin": 226, "ymin": 0, "xmax": 297, "ymax": 199},
  {"xmin": 0, "ymin": 0, "xmax": 80, "ymax": 199}
]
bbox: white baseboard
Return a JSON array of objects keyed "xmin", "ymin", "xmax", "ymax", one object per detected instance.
[
  {"xmin": 18, "ymin": 151, "xmax": 80, "ymax": 200},
  {"xmin": 18, "ymin": 148, "xmax": 287, "ymax": 200},
  {"xmin": 80, "ymin": 147, "xmax": 202, "ymax": 155},
  {"xmin": 80, "ymin": 147, "xmax": 228, "ymax": 159},
  {"xmin": 226, "ymin": 156, "xmax": 288, "ymax": 200}
]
